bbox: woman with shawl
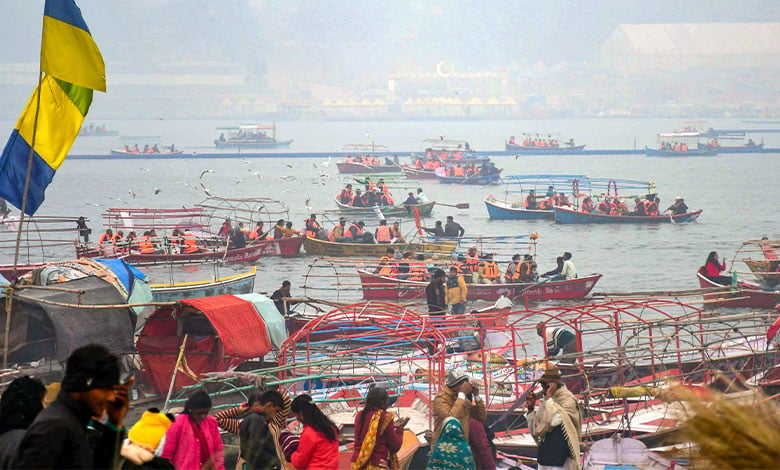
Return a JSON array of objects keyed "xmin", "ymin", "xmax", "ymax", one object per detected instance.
[
  {"xmin": 0, "ymin": 376, "xmax": 46, "ymax": 468},
  {"xmin": 161, "ymin": 390, "xmax": 225, "ymax": 470},
  {"xmin": 351, "ymin": 388, "xmax": 408, "ymax": 470},
  {"xmin": 426, "ymin": 417, "xmax": 475, "ymax": 470}
]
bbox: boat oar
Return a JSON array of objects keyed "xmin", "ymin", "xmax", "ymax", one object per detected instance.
[{"xmin": 436, "ymin": 202, "xmax": 470, "ymax": 209}]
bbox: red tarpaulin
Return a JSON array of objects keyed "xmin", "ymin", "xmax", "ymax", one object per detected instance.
[{"xmin": 137, "ymin": 294, "xmax": 272, "ymax": 394}]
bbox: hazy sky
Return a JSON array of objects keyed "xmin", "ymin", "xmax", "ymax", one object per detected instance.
[{"xmin": 3, "ymin": 0, "xmax": 779, "ymax": 76}]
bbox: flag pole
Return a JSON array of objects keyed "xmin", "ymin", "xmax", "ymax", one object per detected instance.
[{"xmin": 3, "ymin": 69, "xmax": 45, "ymax": 369}]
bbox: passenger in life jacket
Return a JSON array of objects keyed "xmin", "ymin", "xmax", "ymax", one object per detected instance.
[
  {"xmin": 98, "ymin": 229, "xmax": 114, "ymax": 247},
  {"xmin": 396, "ymin": 251, "xmax": 412, "ymax": 279},
  {"xmin": 596, "ymin": 198, "xmax": 610, "ymax": 215},
  {"xmin": 375, "ymin": 219, "xmax": 393, "ymax": 243},
  {"xmin": 249, "ymin": 221, "xmax": 268, "ymax": 241},
  {"xmin": 540, "ymin": 193, "xmax": 555, "ymax": 211},
  {"xmin": 378, "ymin": 180, "xmax": 389, "ymax": 194},
  {"xmin": 125, "ymin": 231, "xmax": 137, "ymax": 253},
  {"xmin": 464, "ymin": 247, "xmax": 481, "ymax": 277},
  {"xmin": 379, "ymin": 192, "xmax": 394, "ymax": 206},
  {"xmin": 273, "ymin": 219, "xmax": 286, "ymax": 240},
  {"xmin": 351, "ymin": 189, "xmax": 366, "ymax": 207},
  {"xmin": 390, "ymin": 221, "xmax": 405, "ymax": 243},
  {"xmin": 424, "ymin": 160, "xmax": 436, "ymax": 170},
  {"xmin": 346, "ymin": 220, "xmax": 367, "ymax": 243},
  {"xmin": 525, "ymin": 190, "xmax": 539, "ymax": 210},
  {"xmin": 304, "ymin": 214, "xmax": 321, "ymax": 238},
  {"xmin": 632, "ymin": 197, "xmax": 647, "ymax": 216},
  {"xmin": 339, "ymin": 184, "xmax": 354, "ymax": 204},
  {"xmin": 408, "ymin": 254, "xmax": 430, "ymax": 282},
  {"xmin": 581, "ymin": 196, "xmax": 595, "ymax": 213},
  {"xmin": 375, "ymin": 247, "xmax": 398, "ymax": 276},
  {"xmin": 281, "ymin": 222, "xmax": 301, "ymax": 239},
  {"xmin": 504, "ymin": 254, "xmax": 522, "ymax": 282},
  {"xmin": 479, "ymin": 253, "xmax": 501, "ymax": 284},
  {"xmin": 138, "ymin": 231, "xmax": 159, "ymax": 254},
  {"xmin": 238, "ymin": 222, "xmax": 250, "ymax": 236},
  {"xmin": 508, "ymin": 136, "xmax": 516, "ymax": 145},
  {"xmin": 110, "ymin": 229, "xmax": 124, "ymax": 246},
  {"xmin": 414, "ymin": 158, "xmax": 424, "ymax": 169},
  {"xmin": 643, "ymin": 195, "xmax": 659, "ymax": 216},
  {"xmin": 182, "ymin": 230, "xmax": 201, "ymax": 254},
  {"xmin": 452, "ymin": 254, "xmax": 472, "ymax": 283},
  {"xmin": 453, "ymin": 164, "xmax": 465, "ymax": 177},
  {"xmin": 168, "ymin": 228, "xmax": 182, "ymax": 254},
  {"xmin": 518, "ymin": 254, "xmax": 537, "ymax": 282},
  {"xmin": 557, "ymin": 193, "xmax": 571, "ymax": 208},
  {"xmin": 329, "ymin": 218, "xmax": 347, "ymax": 242},
  {"xmin": 609, "ymin": 197, "xmax": 620, "ymax": 216}
]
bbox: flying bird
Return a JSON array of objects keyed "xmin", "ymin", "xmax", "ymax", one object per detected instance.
[
  {"xmin": 242, "ymin": 158, "xmax": 251, "ymax": 165},
  {"xmin": 140, "ymin": 167, "xmax": 151, "ymax": 172},
  {"xmin": 154, "ymin": 188, "xmax": 163, "ymax": 195},
  {"xmin": 128, "ymin": 189, "xmax": 136, "ymax": 198},
  {"xmin": 199, "ymin": 169, "xmax": 215, "ymax": 180},
  {"xmin": 254, "ymin": 171, "xmax": 263, "ymax": 181},
  {"xmin": 286, "ymin": 164, "xmax": 294, "ymax": 169},
  {"xmin": 305, "ymin": 198, "xmax": 312, "ymax": 210}
]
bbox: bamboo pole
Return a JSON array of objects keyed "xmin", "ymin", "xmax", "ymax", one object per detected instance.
[{"xmin": 163, "ymin": 334, "xmax": 188, "ymax": 412}]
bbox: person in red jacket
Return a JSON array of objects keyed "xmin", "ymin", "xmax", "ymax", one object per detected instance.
[
  {"xmin": 351, "ymin": 388, "xmax": 408, "ymax": 469},
  {"xmin": 285, "ymin": 395, "xmax": 338, "ymax": 469},
  {"xmin": 702, "ymin": 251, "xmax": 732, "ymax": 285}
]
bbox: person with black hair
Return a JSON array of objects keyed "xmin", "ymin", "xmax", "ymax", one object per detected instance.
[
  {"xmin": 426, "ymin": 269, "xmax": 447, "ymax": 316},
  {"xmin": 351, "ymin": 388, "xmax": 408, "ymax": 470},
  {"xmin": 285, "ymin": 394, "xmax": 338, "ymax": 469},
  {"xmin": 0, "ymin": 376, "xmax": 46, "ymax": 468},
  {"xmin": 271, "ymin": 281, "xmax": 296, "ymax": 317},
  {"xmin": 160, "ymin": 390, "xmax": 224, "ymax": 470},
  {"xmin": 16, "ymin": 344, "xmax": 132, "ymax": 469},
  {"xmin": 240, "ymin": 390, "xmax": 285, "ymax": 470}
]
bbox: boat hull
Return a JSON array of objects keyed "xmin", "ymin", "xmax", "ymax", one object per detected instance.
[
  {"xmin": 333, "ymin": 198, "xmax": 435, "ymax": 218},
  {"xmin": 645, "ymin": 146, "xmax": 717, "ymax": 157},
  {"xmin": 554, "ymin": 207, "xmax": 702, "ymax": 224},
  {"xmin": 303, "ymin": 237, "xmax": 457, "ymax": 257},
  {"xmin": 697, "ymin": 272, "xmax": 780, "ymax": 309},
  {"xmin": 76, "ymin": 243, "xmax": 265, "ymax": 265},
  {"xmin": 402, "ymin": 168, "xmax": 438, "ymax": 179},
  {"xmin": 358, "ymin": 270, "xmax": 602, "ymax": 301},
  {"xmin": 150, "ymin": 269, "xmax": 256, "ymax": 302},
  {"xmin": 256, "ymin": 236, "xmax": 304, "ymax": 256},
  {"xmin": 336, "ymin": 162, "xmax": 400, "ymax": 174},
  {"xmin": 214, "ymin": 139, "xmax": 293, "ymax": 149},
  {"xmin": 437, "ymin": 174, "xmax": 501, "ymax": 185},
  {"xmin": 507, "ymin": 143, "xmax": 586, "ymax": 154},
  {"xmin": 110, "ymin": 149, "xmax": 184, "ymax": 156},
  {"xmin": 484, "ymin": 197, "xmax": 553, "ymax": 220}
]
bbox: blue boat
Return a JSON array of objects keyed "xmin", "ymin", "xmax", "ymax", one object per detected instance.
[
  {"xmin": 483, "ymin": 196, "xmax": 553, "ymax": 220},
  {"xmin": 437, "ymin": 173, "xmax": 501, "ymax": 185},
  {"xmin": 554, "ymin": 206, "xmax": 702, "ymax": 224}
]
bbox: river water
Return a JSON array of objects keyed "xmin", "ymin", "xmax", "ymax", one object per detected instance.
[{"xmin": 2, "ymin": 117, "xmax": 778, "ymax": 304}]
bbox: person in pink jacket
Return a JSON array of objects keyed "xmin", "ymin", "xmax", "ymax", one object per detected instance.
[
  {"xmin": 284, "ymin": 394, "xmax": 338, "ymax": 470},
  {"xmin": 161, "ymin": 390, "xmax": 225, "ymax": 470}
]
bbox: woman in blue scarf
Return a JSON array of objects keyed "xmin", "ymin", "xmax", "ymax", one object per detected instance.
[{"xmin": 426, "ymin": 416, "xmax": 475, "ymax": 470}]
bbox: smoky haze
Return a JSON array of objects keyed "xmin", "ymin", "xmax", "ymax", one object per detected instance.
[{"xmin": 1, "ymin": 0, "xmax": 779, "ymax": 120}]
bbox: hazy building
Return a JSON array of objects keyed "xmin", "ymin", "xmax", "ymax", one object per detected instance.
[{"xmin": 601, "ymin": 23, "xmax": 780, "ymax": 74}]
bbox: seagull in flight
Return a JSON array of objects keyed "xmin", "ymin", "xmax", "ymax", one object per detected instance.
[
  {"xmin": 140, "ymin": 167, "xmax": 151, "ymax": 172},
  {"xmin": 200, "ymin": 182, "xmax": 213, "ymax": 197},
  {"xmin": 254, "ymin": 171, "xmax": 263, "ymax": 181},
  {"xmin": 154, "ymin": 188, "xmax": 163, "ymax": 195},
  {"xmin": 200, "ymin": 169, "xmax": 215, "ymax": 180},
  {"xmin": 128, "ymin": 189, "xmax": 136, "ymax": 198},
  {"xmin": 305, "ymin": 198, "xmax": 312, "ymax": 210}
]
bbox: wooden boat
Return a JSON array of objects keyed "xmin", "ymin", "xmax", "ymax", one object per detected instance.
[
  {"xmin": 401, "ymin": 167, "xmax": 437, "ymax": 180},
  {"xmin": 696, "ymin": 271, "xmax": 780, "ymax": 309},
  {"xmin": 554, "ymin": 206, "xmax": 702, "ymax": 224},
  {"xmin": 484, "ymin": 196, "xmax": 553, "ymax": 220},
  {"xmin": 302, "ymin": 236, "xmax": 457, "ymax": 257},
  {"xmin": 150, "ymin": 267, "xmax": 256, "ymax": 302},
  {"xmin": 214, "ymin": 123, "xmax": 292, "ymax": 149},
  {"xmin": 77, "ymin": 242, "xmax": 266, "ymax": 266},
  {"xmin": 734, "ymin": 238, "xmax": 780, "ymax": 286},
  {"xmin": 437, "ymin": 171, "xmax": 502, "ymax": 185},
  {"xmin": 358, "ymin": 269, "xmax": 602, "ymax": 302},
  {"xmin": 0, "ymin": 263, "xmax": 47, "ymax": 281},
  {"xmin": 334, "ymin": 144, "xmax": 400, "ymax": 174},
  {"xmin": 254, "ymin": 236, "xmax": 304, "ymax": 256},
  {"xmin": 335, "ymin": 161, "xmax": 399, "ymax": 174},
  {"xmin": 646, "ymin": 131, "xmax": 717, "ymax": 156},
  {"xmin": 333, "ymin": 197, "xmax": 435, "ymax": 218}
]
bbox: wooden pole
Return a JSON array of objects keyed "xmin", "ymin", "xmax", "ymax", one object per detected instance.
[
  {"xmin": 3, "ymin": 70, "xmax": 44, "ymax": 368},
  {"xmin": 163, "ymin": 334, "xmax": 188, "ymax": 412}
]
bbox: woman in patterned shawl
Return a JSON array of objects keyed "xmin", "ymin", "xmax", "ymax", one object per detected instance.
[{"xmin": 426, "ymin": 416, "xmax": 475, "ymax": 470}]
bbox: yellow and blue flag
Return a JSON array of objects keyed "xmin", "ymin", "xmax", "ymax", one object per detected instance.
[{"xmin": 0, "ymin": 0, "xmax": 104, "ymax": 215}]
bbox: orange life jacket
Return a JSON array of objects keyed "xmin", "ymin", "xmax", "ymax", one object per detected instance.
[
  {"xmin": 377, "ymin": 256, "xmax": 397, "ymax": 276},
  {"xmin": 415, "ymin": 160, "xmax": 423, "ymax": 169},
  {"xmin": 138, "ymin": 235, "xmax": 155, "ymax": 254},
  {"xmin": 110, "ymin": 233, "xmax": 123, "ymax": 244},
  {"xmin": 453, "ymin": 166, "xmax": 465, "ymax": 177},
  {"xmin": 304, "ymin": 219, "xmax": 320, "ymax": 238},
  {"xmin": 98, "ymin": 232, "xmax": 112, "ymax": 246},
  {"xmin": 376, "ymin": 225, "xmax": 392, "ymax": 243},
  {"xmin": 183, "ymin": 232, "xmax": 199, "ymax": 253},
  {"xmin": 465, "ymin": 255, "xmax": 480, "ymax": 273},
  {"xmin": 481, "ymin": 261, "xmax": 500, "ymax": 280},
  {"xmin": 408, "ymin": 263, "xmax": 429, "ymax": 281},
  {"xmin": 505, "ymin": 262, "xmax": 519, "ymax": 281}
]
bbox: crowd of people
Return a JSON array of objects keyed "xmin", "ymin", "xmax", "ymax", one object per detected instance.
[
  {"xmin": 520, "ymin": 188, "xmax": 690, "ymax": 217},
  {"xmin": 337, "ymin": 181, "xmax": 397, "ymax": 208},
  {"xmin": 0, "ymin": 343, "xmax": 585, "ymax": 470}
]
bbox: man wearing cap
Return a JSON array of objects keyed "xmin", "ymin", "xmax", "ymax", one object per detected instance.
[
  {"xmin": 432, "ymin": 372, "xmax": 494, "ymax": 469},
  {"xmin": 16, "ymin": 344, "xmax": 133, "ymax": 469},
  {"xmin": 426, "ymin": 269, "xmax": 447, "ymax": 315},
  {"xmin": 664, "ymin": 197, "xmax": 688, "ymax": 215},
  {"xmin": 526, "ymin": 364, "xmax": 581, "ymax": 470}
]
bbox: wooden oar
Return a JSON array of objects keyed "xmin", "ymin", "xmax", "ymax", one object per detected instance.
[{"xmin": 436, "ymin": 202, "xmax": 470, "ymax": 209}]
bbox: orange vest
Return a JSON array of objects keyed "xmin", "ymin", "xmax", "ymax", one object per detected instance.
[
  {"xmin": 408, "ymin": 263, "xmax": 429, "ymax": 281},
  {"xmin": 481, "ymin": 261, "xmax": 500, "ymax": 280},
  {"xmin": 98, "ymin": 232, "xmax": 112, "ymax": 246},
  {"xmin": 377, "ymin": 256, "xmax": 396, "ymax": 276},
  {"xmin": 505, "ymin": 262, "xmax": 519, "ymax": 281},
  {"xmin": 183, "ymin": 232, "xmax": 199, "ymax": 253},
  {"xmin": 304, "ymin": 219, "xmax": 320, "ymax": 238},
  {"xmin": 376, "ymin": 225, "xmax": 392, "ymax": 242},
  {"xmin": 110, "ymin": 233, "xmax": 123, "ymax": 244},
  {"xmin": 454, "ymin": 167, "xmax": 465, "ymax": 177},
  {"xmin": 465, "ymin": 255, "xmax": 480, "ymax": 273},
  {"xmin": 138, "ymin": 235, "xmax": 155, "ymax": 254}
]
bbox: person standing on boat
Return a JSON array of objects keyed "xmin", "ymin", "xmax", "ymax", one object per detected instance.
[
  {"xmin": 446, "ymin": 266, "xmax": 468, "ymax": 315},
  {"xmin": 536, "ymin": 323, "xmax": 577, "ymax": 357},
  {"xmin": 426, "ymin": 269, "xmax": 447, "ymax": 316},
  {"xmin": 561, "ymin": 252, "xmax": 576, "ymax": 280},
  {"xmin": 76, "ymin": 216, "xmax": 90, "ymax": 244},
  {"xmin": 444, "ymin": 216, "xmax": 465, "ymax": 238},
  {"xmin": 271, "ymin": 280, "xmax": 296, "ymax": 317},
  {"xmin": 526, "ymin": 364, "xmax": 581, "ymax": 470},
  {"xmin": 423, "ymin": 220, "xmax": 445, "ymax": 237},
  {"xmin": 664, "ymin": 197, "xmax": 688, "ymax": 215},
  {"xmin": 416, "ymin": 188, "xmax": 429, "ymax": 204},
  {"xmin": 375, "ymin": 220, "xmax": 393, "ymax": 244},
  {"xmin": 702, "ymin": 251, "xmax": 731, "ymax": 285}
]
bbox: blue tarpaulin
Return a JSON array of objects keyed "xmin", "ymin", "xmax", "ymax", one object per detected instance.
[{"xmin": 95, "ymin": 258, "xmax": 146, "ymax": 294}]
